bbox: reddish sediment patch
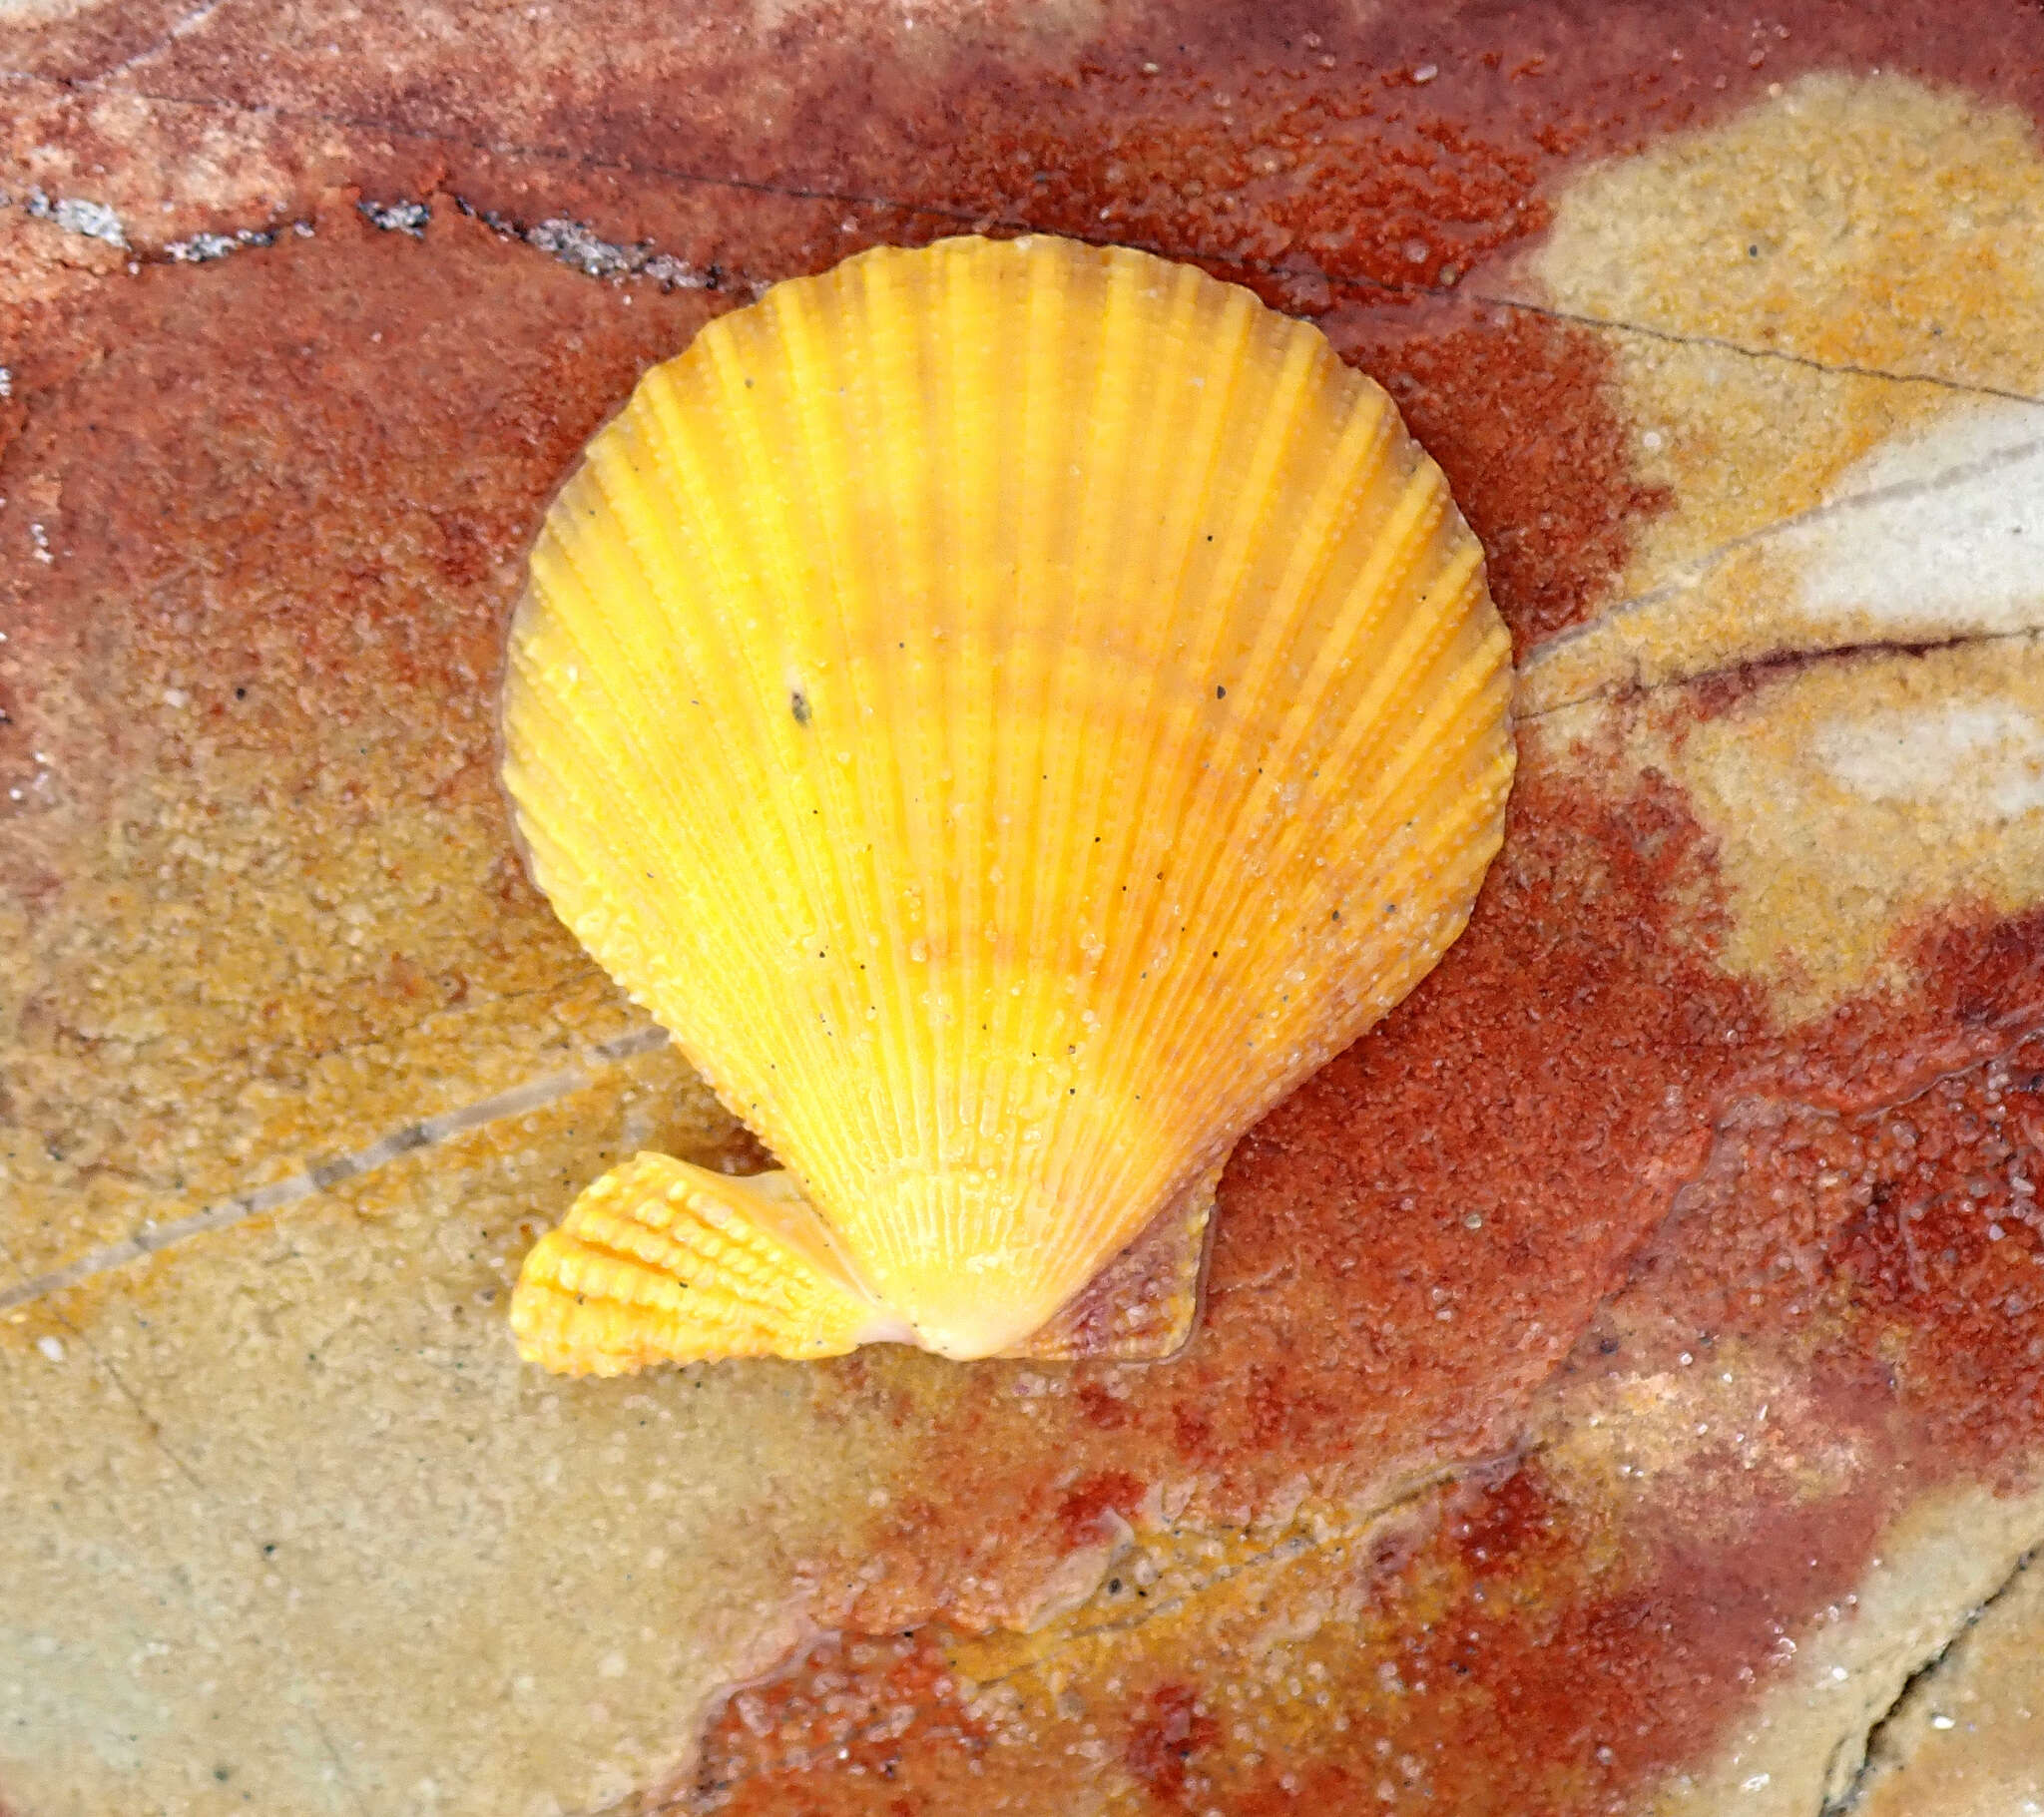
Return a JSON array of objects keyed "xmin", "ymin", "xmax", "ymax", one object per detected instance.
[
  {"xmin": 708, "ymin": 773, "xmax": 2044, "ymax": 1810},
  {"xmin": 16, "ymin": 1, "xmax": 2044, "ymax": 1810},
  {"xmin": 694, "ymin": 1629, "xmax": 990, "ymax": 1816}
]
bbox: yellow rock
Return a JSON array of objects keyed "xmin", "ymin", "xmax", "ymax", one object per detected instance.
[{"xmin": 502, "ymin": 233, "xmax": 1514, "ymax": 1366}]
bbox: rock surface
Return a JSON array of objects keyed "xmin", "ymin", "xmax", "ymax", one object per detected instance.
[{"xmin": 5, "ymin": 4, "xmax": 2044, "ymax": 1814}]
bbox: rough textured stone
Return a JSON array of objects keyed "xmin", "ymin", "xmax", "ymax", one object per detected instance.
[{"xmin": 6, "ymin": 5, "xmax": 2044, "ymax": 1815}]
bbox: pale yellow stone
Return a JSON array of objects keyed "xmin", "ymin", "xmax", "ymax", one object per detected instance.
[
  {"xmin": 1855, "ymin": 1552, "xmax": 2044, "ymax": 1816},
  {"xmin": 1643, "ymin": 1482, "xmax": 2044, "ymax": 1817},
  {"xmin": 0, "ymin": 1313, "xmax": 359, "ymax": 1817},
  {"xmin": 1520, "ymin": 74, "xmax": 2044, "ymax": 714},
  {"xmin": 1538, "ymin": 637, "xmax": 2044, "ymax": 1019},
  {"xmin": 14, "ymin": 1065, "xmax": 933, "ymax": 1816}
]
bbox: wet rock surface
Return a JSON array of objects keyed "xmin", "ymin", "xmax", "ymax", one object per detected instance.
[{"xmin": 6, "ymin": 4, "xmax": 2044, "ymax": 1814}]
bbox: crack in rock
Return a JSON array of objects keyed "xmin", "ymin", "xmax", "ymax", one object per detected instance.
[
  {"xmin": 677, "ymin": 1446, "xmax": 1531, "ymax": 1817},
  {"xmin": 19, "ymin": 185, "xmax": 128, "ymax": 247},
  {"xmin": 355, "ymin": 196, "xmax": 430, "ymax": 237},
  {"xmin": 1516, "ymin": 625, "xmax": 2044, "ymax": 722},
  {"xmin": 83, "ymin": 0, "xmax": 234, "ymax": 91},
  {"xmin": 2, "ymin": 174, "xmax": 715, "ymax": 295},
  {"xmin": 355, "ymin": 192, "xmax": 718, "ymax": 288},
  {"xmin": 166, "ymin": 222, "xmax": 301, "ymax": 261},
  {"xmin": 5, "ymin": 61, "xmax": 2044, "ymax": 411},
  {"xmin": 1821, "ymin": 1545, "xmax": 2041, "ymax": 1815},
  {"xmin": 972, "ymin": 1449, "xmax": 1529, "ymax": 1691},
  {"xmin": 1521, "ymin": 429, "xmax": 2044, "ymax": 677},
  {"xmin": 9, "ymin": 80, "xmax": 2044, "ymax": 415},
  {"xmin": 0, "ymin": 1023, "xmax": 671, "ymax": 1312},
  {"xmin": 3, "ymin": 185, "xmax": 312, "ymax": 267},
  {"xmin": 1474, "ymin": 290, "xmax": 2044, "ymax": 413},
  {"xmin": 519, "ymin": 213, "xmax": 709, "ymax": 287}
]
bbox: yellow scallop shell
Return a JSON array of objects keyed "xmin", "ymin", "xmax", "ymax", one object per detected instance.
[{"xmin": 503, "ymin": 233, "xmax": 1514, "ymax": 1368}]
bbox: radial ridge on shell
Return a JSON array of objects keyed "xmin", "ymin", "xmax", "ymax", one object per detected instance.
[{"xmin": 502, "ymin": 232, "xmax": 1516, "ymax": 1369}]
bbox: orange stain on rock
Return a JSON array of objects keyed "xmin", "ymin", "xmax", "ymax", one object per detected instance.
[
  {"xmin": 1125, "ymin": 1683, "xmax": 1221, "ymax": 1808},
  {"xmin": 1055, "ymin": 1471, "xmax": 1148, "ymax": 1547},
  {"xmin": 695, "ymin": 1630, "xmax": 994, "ymax": 1815},
  {"xmin": 831, "ymin": 757, "xmax": 1754, "ymax": 1609},
  {"xmin": 1338, "ymin": 310, "xmax": 1672, "ymax": 657},
  {"xmin": 1612, "ymin": 1000, "xmax": 2044, "ymax": 1483},
  {"xmin": 705, "ymin": 746, "xmax": 2044, "ymax": 1807},
  {"xmin": 18, "ymin": 1, "xmax": 2044, "ymax": 1811}
]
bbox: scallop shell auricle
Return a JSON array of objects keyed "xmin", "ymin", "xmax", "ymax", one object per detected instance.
[{"xmin": 502, "ymin": 233, "xmax": 1515, "ymax": 1372}]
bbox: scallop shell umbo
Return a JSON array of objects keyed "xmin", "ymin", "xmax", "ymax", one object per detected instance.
[{"xmin": 502, "ymin": 233, "xmax": 1515, "ymax": 1369}]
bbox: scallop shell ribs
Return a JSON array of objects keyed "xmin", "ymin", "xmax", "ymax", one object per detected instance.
[{"xmin": 503, "ymin": 232, "xmax": 1515, "ymax": 1369}]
